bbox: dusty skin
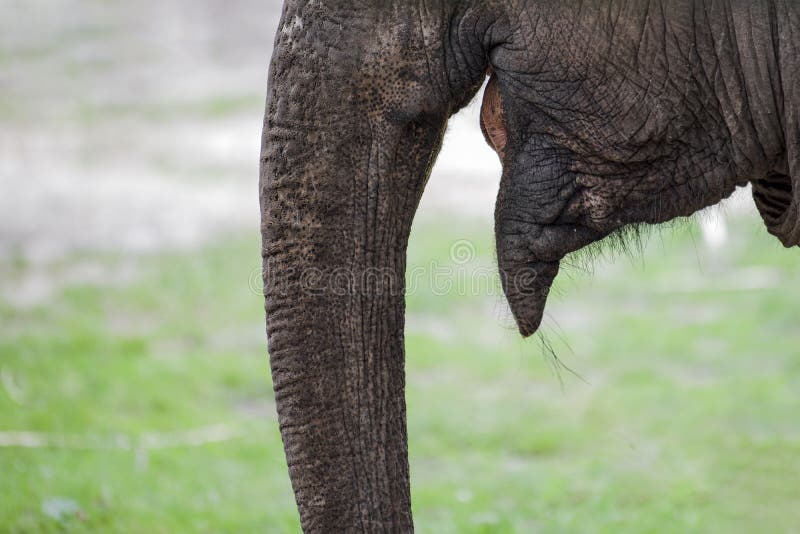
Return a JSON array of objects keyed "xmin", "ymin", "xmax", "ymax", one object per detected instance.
[{"xmin": 262, "ymin": 1, "xmax": 798, "ymax": 531}]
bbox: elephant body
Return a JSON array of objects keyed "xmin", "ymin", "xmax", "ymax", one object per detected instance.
[{"xmin": 261, "ymin": 1, "xmax": 798, "ymax": 530}]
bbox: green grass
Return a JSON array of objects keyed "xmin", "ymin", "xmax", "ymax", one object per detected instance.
[{"xmin": 1, "ymin": 215, "xmax": 799, "ymax": 532}]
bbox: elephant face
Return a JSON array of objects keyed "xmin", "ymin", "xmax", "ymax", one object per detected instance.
[{"xmin": 479, "ymin": 2, "xmax": 793, "ymax": 336}]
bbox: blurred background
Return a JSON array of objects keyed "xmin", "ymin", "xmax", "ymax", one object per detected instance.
[{"xmin": 1, "ymin": 1, "xmax": 799, "ymax": 532}]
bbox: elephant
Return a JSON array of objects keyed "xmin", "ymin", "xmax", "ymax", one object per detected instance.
[{"xmin": 260, "ymin": 0, "xmax": 798, "ymax": 531}]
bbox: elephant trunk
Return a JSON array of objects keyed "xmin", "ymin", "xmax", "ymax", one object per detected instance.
[{"xmin": 261, "ymin": 2, "xmax": 491, "ymax": 530}]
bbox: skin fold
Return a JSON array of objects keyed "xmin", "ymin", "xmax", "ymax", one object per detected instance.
[{"xmin": 261, "ymin": 1, "xmax": 798, "ymax": 531}]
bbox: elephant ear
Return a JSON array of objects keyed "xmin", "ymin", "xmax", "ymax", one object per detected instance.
[
  {"xmin": 751, "ymin": 85, "xmax": 800, "ymax": 248},
  {"xmin": 752, "ymin": 43, "xmax": 800, "ymax": 248},
  {"xmin": 752, "ymin": 170, "xmax": 800, "ymax": 247}
]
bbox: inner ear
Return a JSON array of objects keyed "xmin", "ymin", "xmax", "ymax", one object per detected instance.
[{"xmin": 480, "ymin": 73, "xmax": 507, "ymax": 161}]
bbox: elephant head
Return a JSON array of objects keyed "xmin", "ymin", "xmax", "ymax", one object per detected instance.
[{"xmin": 261, "ymin": 1, "xmax": 798, "ymax": 530}]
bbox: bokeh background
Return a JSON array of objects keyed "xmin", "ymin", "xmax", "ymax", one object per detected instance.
[{"xmin": 2, "ymin": 2, "xmax": 799, "ymax": 532}]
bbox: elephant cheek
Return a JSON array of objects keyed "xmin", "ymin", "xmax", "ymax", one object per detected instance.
[{"xmin": 480, "ymin": 73, "xmax": 507, "ymax": 161}]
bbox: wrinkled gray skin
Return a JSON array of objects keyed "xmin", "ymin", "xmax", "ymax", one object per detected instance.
[{"xmin": 261, "ymin": 1, "xmax": 798, "ymax": 531}]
